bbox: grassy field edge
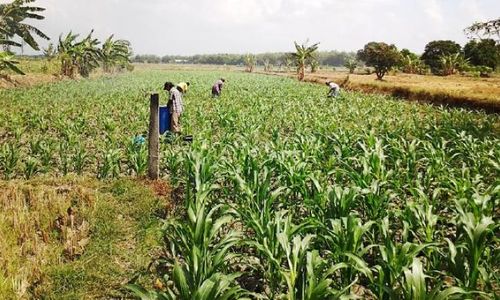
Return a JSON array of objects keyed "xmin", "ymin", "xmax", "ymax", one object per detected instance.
[{"xmin": 0, "ymin": 176, "xmax": 169, "ymax": 299}]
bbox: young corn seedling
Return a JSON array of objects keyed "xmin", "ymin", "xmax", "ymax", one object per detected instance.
[
  {"xmin": 126, "ymin": 140, "xmax": 147, "ymax": 176},
  {"xmin": 127, "ymin": 185, "xmax": 247, "ymax": 299},
  {"xmin": 0, "ymin": 143, "xmax": 19, "ymax": 179},
  {"xmin": 97, "ymin": 148, "xmax": 121, "ymax": 179},
  {"xmin": 371, "ymin": 218, "xmax": 433, "ymax": 299},
  {"xmin": 444, "ymin": 203, "xmax": 496, "ymax": 292},
  {"xmin": 401, "ymin": 258, "xmax": 467, "ymax": 300},
  {"xmin": 23, "ymin": 157, "xmax": 40, "ymax": 180},
  {"xmin": 73, "ymin": 144, "xmax": 88, "ymax": 175},
  {"xmin": 317, "ymin": 215, "xmax": 375, "ymax": 286}
]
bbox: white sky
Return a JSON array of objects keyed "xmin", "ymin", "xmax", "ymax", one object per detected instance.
[{"xmin": 5, "ymin": 0, "xmax": 499, "ymax": 55}]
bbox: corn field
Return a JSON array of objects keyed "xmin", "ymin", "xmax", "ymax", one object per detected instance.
[{"xmin": 0, "ymin": 70, "xmax": 499, "ymax": 299}]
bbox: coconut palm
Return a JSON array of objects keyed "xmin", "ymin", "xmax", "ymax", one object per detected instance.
[
  {"xmin": 101, "ymin": 35, "xmax": 131, "ymax": 73},
  {"xmin": 291, "ymin": 41, "xmax": 319, "ymax": 81},
  {"xmin": 0, "ymin": 0, "xmax": 49, "ymax": 51}
]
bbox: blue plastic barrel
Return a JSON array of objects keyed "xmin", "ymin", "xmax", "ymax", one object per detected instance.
[{"xmin": 159, "ymin": 106, "xmax": 171, "ymax": 134}]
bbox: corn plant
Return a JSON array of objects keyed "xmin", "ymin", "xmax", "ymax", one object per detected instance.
[
  {"xmin": 23, "ymin": 156, "xmax": 40, "ymax": 179},
  {"xmin": 73, "ymin": 144, "xmax": 88, "ymax": 175},
  {"xmin": 444, "ymin": 206, "xmax": 496, "ymax": 292},
  {"xmin": 127, "ymin": 185, "xmax": 246, "ymax": 299},
  {"xmin": 0, "ymin": 142, "xmax": 19, "ymax": 179},
  {"xmin": 97, "ymin": 148, "xmax": 121, "ymax": 179},
  {"xmin": 401, "ymin": 258, "xmax": 467, "ymax": 300},
  {"xmin": 372, "ymin": 218, "xmax": 433, "ymax": 299},
  {"xmin": 126, "ymin": 140, "xmax": 147, "ymax": 176}
]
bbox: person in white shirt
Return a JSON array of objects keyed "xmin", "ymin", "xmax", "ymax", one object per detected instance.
[{"xmin": 326, "ymin": 81, "xmax": 340, "ymax": 98}]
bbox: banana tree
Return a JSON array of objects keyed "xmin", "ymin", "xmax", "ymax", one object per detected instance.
[
  {"xmin": 57, "ymin": 32, "xmax": 79, "ymax": 77},
  {"xmin": 0, "ymin": 51, "xmax": 24, "ymax": 76},
  {"xmin": 101, "ymin": 35, "xmax": 131, "ymax": 73},
  {"xmin": 290, "ymin": 41, "xmax": 319, "ymax": 81},
  {"xmin": 57, "ymin": 30, "xmax": 102, "ymax": 78},
  {"xmin": 0, "ymin": 0, "xmax": 49, "ymax": 51}
]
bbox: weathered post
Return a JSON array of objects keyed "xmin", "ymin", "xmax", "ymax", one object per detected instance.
[{"xmin": 148, "ymin": 93, "xmax": 160, "ymax": 180}]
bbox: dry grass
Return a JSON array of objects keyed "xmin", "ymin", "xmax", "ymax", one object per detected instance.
[
  {"xmin": 0, "ymin": 177, "xmax": 167, "ymax": 299},
  {"xmin": 0, "ymin": 178, "xmax": 97, "ymax": 298}
]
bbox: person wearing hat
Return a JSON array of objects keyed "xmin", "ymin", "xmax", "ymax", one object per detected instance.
[
  {"xmin": 212, "ymin": 78, "xmax": 226, "ymax": 97},
  {"xmin": 326, "ymin": 81, "xmax": 340, "ymax": 98},
  {"xmin": 177, "ymin": 82, "xmax": 190, "ymax": 94},
  {"xmin": 163, "ymin": 81, "xmax": 184, "ymax": 134}
]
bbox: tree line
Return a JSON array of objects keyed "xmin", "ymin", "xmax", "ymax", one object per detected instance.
[
  {"xmin": 0, "ymin": 0, "xmax": 133, "ymax": 80},
  {"xmin": 135, "ymin": 18, "xmax": 499, "ymax": 82},
  {"xmin": 132, "ymin": 51, "xmax": 357, "ymax": 68},
  {"xmin": 356, "ymin": 19, "xmax": 499, "ymax": 80}
]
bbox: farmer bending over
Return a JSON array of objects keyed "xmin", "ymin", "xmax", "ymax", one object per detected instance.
[
  {"xmin": 326, "ymin": 81, "xmax": 340, "ymax": 98},
  {"xmin": 212, "ymin": 78, "xmax": 225, "ymax": 97},
  {"xmin": 164, "ymin": 81, "xmax": 184, "ymax": 134},
  {"xmin": 177, "ymin": 82, "xmax": 190, "ymax": 94}
]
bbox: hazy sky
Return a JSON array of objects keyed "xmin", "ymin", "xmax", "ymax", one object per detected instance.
[{"xmin": 7, "ymin": 0, "xmax": 500, "ymax": 55}]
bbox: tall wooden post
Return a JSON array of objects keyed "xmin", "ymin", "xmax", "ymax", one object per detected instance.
[{"xmin": 148, "ymin": 93, "xmax": 160, "ymax": 180}]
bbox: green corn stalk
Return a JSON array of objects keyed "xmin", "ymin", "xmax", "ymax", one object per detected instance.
[
  {"xmin": 0, "ymin": 143, "xmax": 19, "ymax": 179},
  {"xmin": 97, "ymin": 148, "xmax": 121, "ymax": 179},
  {"xmin": 445, "ymin": 205, "xmax": 496, "ymax": 291},
  {"xmin": 59, "ymin": 141, "xmax": 70, "ymax": 176},
  {"xmin": 73, "ymin": 144, "xmax": 88, "ymax": 175},
  {"xmin": 401, "ymin": 258, "xmax": 467, "ymax": 300},
  {"xmin": 128, "ymin": 184, "xmax": 246, "ymax": 299},
  {"xmin": 23, "ymin": 156, "xmax": 40, "ymax": 180},
  {"xmin": 39, "ymin": 140, "xmax": 54, "ymax": 173},
  {"xmin": 126, "ymin": 140, "xmax": 147, "ymax": 176},
  {"xmin": 372, "ymin": 218, "xmax": 434, "ymax": 299}
]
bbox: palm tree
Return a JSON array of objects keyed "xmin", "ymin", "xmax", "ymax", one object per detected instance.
[
  {"xmin": 291, "ymin": 41, "xmax": 319, "ymax": 81},
  {"xmin": 101, "ymin": 35, "xmax": 131, "ymax": 73},
  {"xmin": 0, "ymin": 0, "xmax": 49, "ymax": 51}
]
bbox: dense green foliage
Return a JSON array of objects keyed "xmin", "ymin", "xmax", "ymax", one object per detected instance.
[
  {"xmin": 421, "ymin": 41, "xmax": 462, "ymax": 74},
  {"xmin": 464, "ymin": 39, "xmax": 500, "ymax": 70},
  {"xmin": 357, "ymin": 42, "xmax": 401, "ymax": 79},
  {"xmin": 58, "ymin": 31, "xmax": 132, "ymax": 78},
  {"xmin": 1, "ymin": 71, "xmax": 497, "ymax": 298}
]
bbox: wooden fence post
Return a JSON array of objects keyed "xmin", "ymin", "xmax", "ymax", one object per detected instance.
[{"xmin": 148, "ymin": 93, "xmax": 159, "ymax": 180}]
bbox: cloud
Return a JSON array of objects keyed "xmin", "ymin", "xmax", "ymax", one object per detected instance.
[{"xmin": 11, "ymin": 0, "xmax": 500, "ymax": 55}]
